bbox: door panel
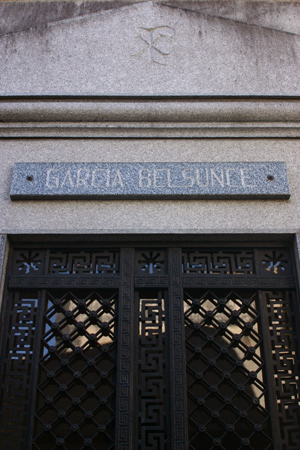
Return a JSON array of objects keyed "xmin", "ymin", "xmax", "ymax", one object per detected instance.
[
  {"xmin": 0, "ymin": 245, "xmax": 299, "ymax": 450},
  {"xmin": 184, "ymin": 290, "xmax": 272, "ymax": 449},
  {"xmin": 33, "ymin": 289, "xmax": 118, "ymax": 449}
]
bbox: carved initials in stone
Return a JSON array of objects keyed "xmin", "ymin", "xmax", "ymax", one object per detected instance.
[{"xmin": 132, "ymin": 26, "xmax": 175, "ymax": 65}]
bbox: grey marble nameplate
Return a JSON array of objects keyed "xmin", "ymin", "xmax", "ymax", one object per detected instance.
[{"xmin": 10, "ymin": 162, "xmax": 290, "ymax": 200}]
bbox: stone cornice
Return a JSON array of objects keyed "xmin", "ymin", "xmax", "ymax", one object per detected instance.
[{"xmin": 1, "ymin": 99, "xmax": 300, "ymax": 137}]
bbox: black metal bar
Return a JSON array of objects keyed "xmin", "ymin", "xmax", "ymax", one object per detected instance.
[
  {"xmin": 136, "ymin": 289, "xmax": 168, "ymax": 448},
  {"xmin": 8, "ymin": 275, "xmax": 121, "ymax": 289},
  {"xmin": 134, "ymin": 275, "xmax": 169, "ymax": 287},
  {"xmin": 182, "ymin": 275, "xmax": 295, "ymax": 289},
  {"xmin": 115, "ymin": 248, "xmax": 135, "ymax": 450},
  {"xmin": 25, "ymin": 289, "xmax": 46, "ymax": 450},
  {"xmin": 258, "ymin": 290, "xmax": 282, "ymax": 450},
  {"xmin": 0, "ymin": 290, "xmax": 41, "ymax": 449},
  {"xmin": 0, "ymin": 291, "xmax": 15, "ymax": 447},
  {"xmin": 168, "ymin": 248, "xmax": 188, "ymax": 450},
  {"xmin": 292, "ymin": 236, "xmax": 300, "ymax": 366}
]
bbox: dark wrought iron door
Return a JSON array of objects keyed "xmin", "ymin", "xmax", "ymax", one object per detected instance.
[{"xmin": 0, "ymin": 245, "xmax": 300, "ymax": 450}]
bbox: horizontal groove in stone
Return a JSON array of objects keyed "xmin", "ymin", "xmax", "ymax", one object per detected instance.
[
  {"xmin": 1, "ymin": 100, "xmax": 300, "ymax": 123},
  {"xmin": 1, "ymin": 122, "xmax": 300, "ymax": 138}
]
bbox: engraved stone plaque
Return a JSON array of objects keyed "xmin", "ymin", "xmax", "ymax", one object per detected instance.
[{"xmin": 10, "ymin": 162, "xmax": 290, "ymax": 200}]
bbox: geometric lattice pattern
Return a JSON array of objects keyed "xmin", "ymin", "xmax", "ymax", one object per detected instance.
[
  {"xmin": 11, "ymin": 247, "xmax": 293, "ymax": 278},
  {"xmin": 11, "ymin": 249, "xmax": 120, "ymax": 276},
  {"xmin": 184, "ymin": 290, "xmax": 272, "ymax": 450},
  {"xmin": 32, "ymin": 290, "xmax": 118, "ymax": 450},
  {"xmin": 182, "ymin": 250, "xmax": 255, "ymax": 275},
  {"xmin": 138, "ymin": 292, "xmax": 168, "ymax": 449},
  {"xmin": 0, "ymin": 292, "xmax": 39, "ymax": 450},
  {"xmin": 263, "ymin": 290, "xmax": 300, "ymax": 450},
  {"xmin": 48, "ymin": 251, "xmax": 119, "ymax": 275},
  {"xmin": 1, "ymin": 245, "xmax": 300, "ymax": 450}
]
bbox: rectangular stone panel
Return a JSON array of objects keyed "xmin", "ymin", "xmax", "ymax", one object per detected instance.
[{"xmin": 10, "ymin": 162, "xmax": 290, "ymax": 200}]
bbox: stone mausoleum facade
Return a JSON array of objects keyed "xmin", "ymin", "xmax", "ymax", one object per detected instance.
[{"xmin": 0, "ymin": 1, "xmax": 300, "ymax": 449}]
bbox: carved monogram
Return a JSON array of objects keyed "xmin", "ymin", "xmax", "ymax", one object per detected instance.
[{"xmin": 132, "ymin": 26, "xmax": 176, "ymax": 65}]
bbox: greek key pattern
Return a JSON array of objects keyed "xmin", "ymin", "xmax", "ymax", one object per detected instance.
[
  {"xmin": 11, "ymin": 249, "xmax": 119, "ymax": 276},
  {"xmin": 168, "ymin": 248, "xmax": 187, "ymax": 449},
  {"xmin": 183, "ymin": 275, "xmax": 295, "ymax": 289},
  {"xmin": 138, "ymin": 292, "xmax": 168, "ymax": 449},
  {"xmin": 182, "ymin": 250, "xmax": 255, "ymax": 275},
  {"xmin": 48, "ymin": 250, "xmax": 119, "ymax": 275},
  {"xmin": 134, "ymin": 276, "xmax": 169, "ymax": 287},
  {"xmin": 263, "ymin": 290, "xmax": 300, "ymax": 449},
  {"xmin": 116, "ymin": 248, "xmax": 134, "ymax": 449},
  {"xmin": 183, "ymin": 248, "xmax": 294, "ymax": 280},
  {"xmin": 8, "ymin": 276, "xmax": 120, "ymax": 289},
  {"xmin": 10, "ymin": 248, "xmax": 294, "ymax": 283},
  {"xmin": 0, "ymin": 292, "xmax": 39, "ymax": 450},
  {"xmin": 2, "ymin": 244, "xmax": 299, "ymax": 450}
]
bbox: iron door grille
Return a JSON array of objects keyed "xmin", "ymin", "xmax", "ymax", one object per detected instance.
[{"xmin": 0, "ymin": 246, "xmax": 299, "ymax": 450}]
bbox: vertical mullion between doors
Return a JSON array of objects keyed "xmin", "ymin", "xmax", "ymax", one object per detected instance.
[
  {"xmin": 115, "ymin": 248, "xmax": 135, "ymax": 450},
  {"xmin": 168, "ymin": 248, "xmax": 188, "ymax": 450}
]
